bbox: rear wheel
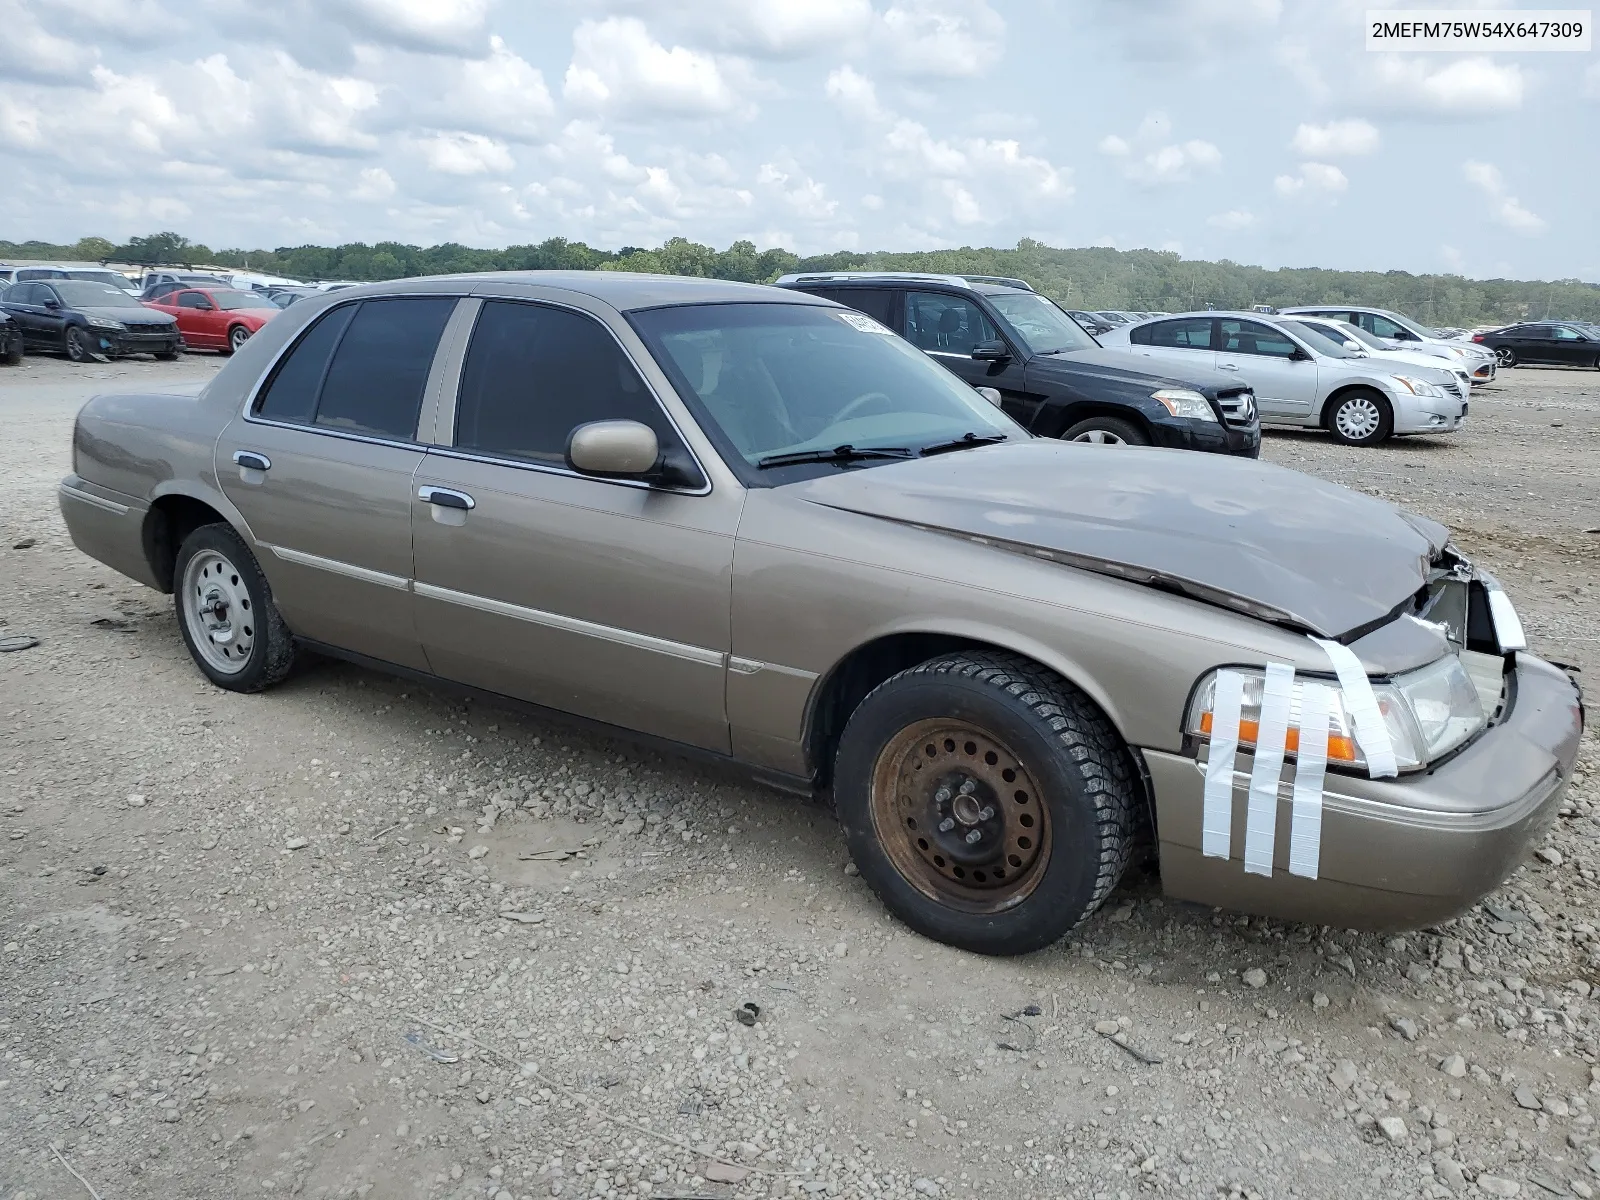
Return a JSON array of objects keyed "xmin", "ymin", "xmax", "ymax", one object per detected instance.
[
  {"xmin": 1496, "ymin": 347, "xmax": 1517, "ymax": 367},
  {"xmin": 173, "ymin": 523, "xmax": 295, "ymax": 692},
  {"xmin": 834, "ymin": 651, "xmax": 1138, "ymax": 956},
  {"xmin": 1061, "ymin": 416, "xmax": 1149, "ymax": 446},
  {"xmin": 227, "ymin": 325, "xmax": 251, "ymax": 354},
  {"xmin": 1326, "ymin": 389, "xmax": 1393, "ymax": 447}
]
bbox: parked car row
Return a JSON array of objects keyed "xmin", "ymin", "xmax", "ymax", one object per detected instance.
[{"xmin": 56, "ymin": 271, "xmax": 1585, "ymax": 956}]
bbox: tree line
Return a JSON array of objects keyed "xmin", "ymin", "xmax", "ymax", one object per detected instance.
[{"xmin": 4, "ymin": 231, "xmax": 1596, "ymax": 326}]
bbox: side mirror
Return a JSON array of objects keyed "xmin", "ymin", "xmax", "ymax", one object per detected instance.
[
  {"xmin": 974, "ymin": 386, "xmax": 1003, "ymax": 408},
  {"xmin": 1342, "ymin": 341, "xmax": 1363, "ymax": 352},
  {"xmin": 971, "ymin": 340, "xmax": 1010, "ymax": 361},
  {"xmin": 198, "ymin": 301, "xmax": 214, "ymax": 311},
  {"xmin": 566, "ymin": 420, "xmax": 659, "ymax": 477},
  {"xmin": 1289, "ymin": 346, "xmax": 1313, "ymax": 361}
]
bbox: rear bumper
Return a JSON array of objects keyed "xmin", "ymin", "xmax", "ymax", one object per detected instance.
[
  {"xmin": 1149, "ymin": 652, "xmax": 1583, "ymax": 930},
  {"xmin": 1150, "ymin": 417, "xmax": 1262, "ymax": 458},
  {"xmin": 58, "ymin": 474, "xmax": 161, "ymax": 589}
]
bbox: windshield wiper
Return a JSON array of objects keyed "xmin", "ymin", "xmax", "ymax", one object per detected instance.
[
  {"xmin": 919, "ymin": 432, "xmax": 1009, "ymax": 457},
  {"xmin": 756, "ymin": 444, "xmax": 915, "ymax": 469}
]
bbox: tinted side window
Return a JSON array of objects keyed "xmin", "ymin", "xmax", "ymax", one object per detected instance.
[
  {"xmin": 1553, "ymin": 326, "xmax": 1582, "ymax": 340},
  {"xmin": 178, "ymin": 291, "xmax": 208, "ymax": 309},
  {"xmin": 9, "ymin": 283, "xmax": 40, "ymax": 304},
  {"xmin": 1136, "ymin": 317, "xmax": 1213, "ymax": 348},
  {"xmin": 314, "ymin": 298, "xmax": 455, "ymax": 439},
  {"xmin": 1523, "ymin": 325, "xmax": 1554, "ymax": 339},
  {"xmin": 454, "ymin": 300, "xmax": 680, "ymax": 467},
  {"xmin": 1365, "ymin": 314, "xmax": 1407, "ymax": 339},
  {"xmin": 1220, "ymin": 320, "xmax": 1298, "ymax": 358},
  {"xmin": 822, "ymin": 288, "xmax": 895, "ymax": 327},
  {"xmin": 905, "ymin": 292, "xmax": 998, "ymax": 354},
  {"xmin": 255, "ymin": 304, "xmax": 358, "ymax": 425}
]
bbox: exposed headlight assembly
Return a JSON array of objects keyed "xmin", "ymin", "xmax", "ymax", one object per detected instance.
[
  {"xmin": 1389, "ymin": 374, "xmax": 1446, "ymax": 399},
  {"xmin": 1186, "ymin": 655, "xmax": 1487, "ymax": 774},
  {"xmin": 1150, "ymin": 388, "xmax": 1217, "ymax": 421},
  {"xmin": 86, "ymin": 316, "xmax": 125, "ymax": 331}
]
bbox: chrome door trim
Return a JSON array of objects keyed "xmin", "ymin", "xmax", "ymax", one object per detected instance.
[
  {"xmin": 728, "ymin": 655, "xmax": 818, "ymax": 681},
  {"xmin": 414, "ymin": 581, "xmax": 725, "ymax": 668},
  {"xmin": 420, "ymin": 444, "xmax": 711, "ymax": 496},
  {"xmin": 58, "ymin": 482, "xmax": 130, "ymax": 515},
  {"xmin": 260, "ymin": 542, "xmax": 411, "ymax": 591}
]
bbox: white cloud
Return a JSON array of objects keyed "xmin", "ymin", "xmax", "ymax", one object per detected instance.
[
  {"xmin": 1093, "ymin": 0, "xmax": 1283, "ymax": 63},
  {"xmin": 1440, "ymin": 244, "xmax": 1465, "ymax": 274},
  {"xmin": 1289, "ymin": 118, "xmax": 1379, "ymax": 158},
  {"xmin": 1369, "ymin": 57, "xmax": 1523, "ymax": 117},
  {"xmin": 0, "ymin": 0, "xmax": 98, "ymax": 83},
  {"xmin": 1463, "ymin": 160, "xmax": 1545, "ymax": 234},
  {"xmin": 1100, "ymin": 111, "xmax": 1221, "ymax": 185},
  {"xmin": 563, "ymin": 17, "xmax": 742, "ymax": 119},
  {"xmin": 416, "ymin": 131, "xmax": 512, "ymax": 175},
  {"xmin": 1208, "ymin": 209, "xmax": 1256, "ymax": 230},
  {"xmin": 719, "ymin": 0, "xmax": 872, "ymax": 58},
  {"xmin": 327, "ymin": 0, "xmax": 493, "ymax": 56},
  {"xmin": 353, "ymin": 165, "xmax": 396, "ymax": 200},
  {"xmin": 879, "ymin": 0, "xmax": 1006, "ymax": 78},
  {"xmin": 1274, "ymin": 161, "xmax": 1347, "ymax": 197},
  {"xmin": 415, "ymin": 35, "xmax": 553, "ymax": 142}
]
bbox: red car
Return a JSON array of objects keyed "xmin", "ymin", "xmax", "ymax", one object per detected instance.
[{"xmin": 141, "ymin": 287, "xmax": 279, "ymax": 354}]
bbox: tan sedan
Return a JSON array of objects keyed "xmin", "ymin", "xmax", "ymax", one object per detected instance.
[{"xmin": 58, "ymin": 273, "xmax": 1584, "ymax": 955}]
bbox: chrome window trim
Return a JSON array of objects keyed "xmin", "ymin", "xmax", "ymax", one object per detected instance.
[
  {"xmin": 414, "ymin": 581, "xmax": 724, "ymax": 668},
  {"xmin": 260, "ymin": 542, "xmax": 410, "ymax": 591},
  {"xmin": 59, "ymin": 482, "xmax": 130, "ymax": 515},
  {"xmin": 418, "ymin": 444, "xmax": 710, "ymax": 496},
  {"xmin": 240, "ymin": 415, "xmax": 424, "ymax": 454},
  {"xmin": 448, "ymin": 294, "xmax": 714, "ymax": 497}
]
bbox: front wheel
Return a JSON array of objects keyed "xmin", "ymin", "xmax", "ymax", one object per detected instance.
[
  {"xmin": 173, "ymin": 524, "xmax": 296, "ymax": 692},
  {"xmin": 1061, "ymin": 416, "xmax": 1149, "ymax": 446},
  {"xmin": 1496, "ymin": 347, "xmax": 1517, "ymax": 368},
  {"xmin": 227, "ymin": 325, "xmax": 251, "ymax": 354},
  {"xmin": 64, "ymin": 325, "xmax": 103, "ymax": 363},
  {"xmin": 834, "ymin": 652, "xmax": 1139, "ymax": 956},
  {"xmin": 1, "ymin": 339, "xmax": 20, "ymax": 366},
  {"xmin": 1326, "ymin": 389, "xmax": 1393, "ymax": 447}
]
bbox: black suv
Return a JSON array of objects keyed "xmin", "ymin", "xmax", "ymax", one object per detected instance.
[{"xmin": 774, "ymin": 272, "xmax": 1259, "ymax": 456}]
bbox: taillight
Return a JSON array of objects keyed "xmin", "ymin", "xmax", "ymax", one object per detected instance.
[{"xmin": 1471, "ymin": 334, "xmax": 1484, "ymax": 343}]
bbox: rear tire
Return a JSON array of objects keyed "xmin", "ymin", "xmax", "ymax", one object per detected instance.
[
  {"xmin": 834, "ymin": 651, "xmax": 1138, "ymax": 956},
  {"xmin": 1, "ymin": 341, "xmax": 20, "ymax": 366},
  {"xmin": 1061, "ymin": 416, "xmax": 1149, "ymax": 446},
  {"xmin": 1326, "ymin": 388, "xmax": 1393, "ymax": 447},
  {"xmin": 173, "ymin": 523, "xmax": 296, "ymax": 693}
]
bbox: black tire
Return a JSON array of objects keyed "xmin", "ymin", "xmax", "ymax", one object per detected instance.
[
  {"xmin": 1496, "ymin": 347, "xmax": 1517, "ymax": 368},
  {"xmin": 1060, "ymin": 415, "xmax": 1150, "ymax": 447},
  {"xmin": 226, "ymin": 325, "xmax": 250, "ymax": 354},
  {"xmin": 173, "ymin": 523, "xmax": 296, "ymax": 692},
  {"xmin": 64, "ymin": 325, "xmax": 96, "ymax": 363},
  {"xmin": 834, "ymin": 651, "xmax": 1139, "ymax": 956},
  {"xmin": 1325, "ymin": 388, "xmax": 1393, "ymax": 447},
  {"xmin": 156, "ymin": 346, "xmax": 182, "ymax": 361},
  {"xmin": 1, "ymin": 341, "xmax": 20, "ymax": 366}
]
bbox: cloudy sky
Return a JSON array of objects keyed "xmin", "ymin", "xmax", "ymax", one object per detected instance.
[{"xmin": 2, "ymin": 0, "xmax": 1596, "ymax": 280}]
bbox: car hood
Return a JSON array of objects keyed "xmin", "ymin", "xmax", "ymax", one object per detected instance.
[
  {"xmin": 1035, "ymin": 346, "xmax": 1250, "ymax": 394},
  {"xmin": 83, "ymin": 306, "xmax": 176, "ymax": 324},
  {"xmin": 792, "ymin": 439, "xmax": 1449, "ymax": 640}
]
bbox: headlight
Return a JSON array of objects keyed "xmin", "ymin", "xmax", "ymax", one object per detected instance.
[
  {"xmin": 1445, "ymin": 347, "xmax": 1466, "ymax": 358},
  {"xmin": 86, "ymin": 316, "xmax": 125, "ymax": 331},
  {"xmin": 1390, "ymin": 374, "xmax": 1445, "ymax": 398},
  {"xmin": 1150, "ymin": 388, "xmax": 1217, "ymax": 421},
  {"xmin": 1186, "ymin": 656, "xmax": 1486, "ymax": 774}
]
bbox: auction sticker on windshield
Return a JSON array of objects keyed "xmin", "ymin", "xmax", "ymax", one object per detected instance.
[{"xmin": 835, "ymin": 311, "xmax": 894, "ymax": 335}]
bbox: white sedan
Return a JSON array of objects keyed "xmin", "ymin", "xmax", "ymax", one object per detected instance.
[{"xmin": 1100, "ymin": 311, "xmax": 1467, "ymax": 446}]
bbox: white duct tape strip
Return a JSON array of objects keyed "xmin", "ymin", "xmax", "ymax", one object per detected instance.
[
  {"xmin": 1312, "ymin": 637, "xmax": 1398, "ymax": 779},
  {"xmin": 1201, "ymin": 669, "xmax": 1243, "ymax": 859},
  {"xmin": 1287, "ymin": 681, "xmax": 1333, "ymax": 880},
  {"xmin": 1243, "ymin": 662, "xmax": 1294, "ymax": 877}
]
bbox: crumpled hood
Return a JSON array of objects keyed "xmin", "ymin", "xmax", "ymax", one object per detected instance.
[
  {"xmin": 1039, "ymin": 346, "xmax": 1251, "ymax": 394},
  {"xmin": 792, "ymin": 440, "xmax": 1449, "ymax": 639}
]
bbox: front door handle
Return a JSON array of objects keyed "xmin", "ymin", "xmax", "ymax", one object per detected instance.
[
  {"xmin": 233, "ymin": 451, "xmax": 271, "ymax": 471},
  {"xmin": 418, "ymin": 486, "xmax": 474, "ymax": 510},
  {"xmin": 1216, "ymin": 362, "xmax": 1239, "ymax": 370}
]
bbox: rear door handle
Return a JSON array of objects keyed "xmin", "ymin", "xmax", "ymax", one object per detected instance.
[
  {"xmin": 233, "ymin": 451, "xmax": 271, "ymax": 471},
  {"xmin": 1216, "ymin": 362, "xmax": 1239, "ymax": 370},
  {"xmin": 418, "ymin": 486, "xmax": 474, "ymax": 510}
]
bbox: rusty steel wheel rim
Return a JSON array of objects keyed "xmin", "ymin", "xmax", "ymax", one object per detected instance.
[{"xmin": 869, "ymin": 718, "xmax": 1052, "ymax": 913}]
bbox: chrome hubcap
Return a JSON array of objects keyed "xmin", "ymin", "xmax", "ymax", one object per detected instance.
[
  {"xmin": 1335, "ymin": 397, "xmax": 1381, "ymax": 440},
  {"xmin": 1072, "ymin": 429, "xmax": 1127, "ymax": 445},
  {"xmin": 181, "ymin": 550, "xmax": 254, "ymax": 674},
  {"xmin": 1496, "ymin": 348, "xmax": 1514, "ymax": 366}
]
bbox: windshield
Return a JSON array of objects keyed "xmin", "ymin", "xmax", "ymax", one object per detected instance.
[
  {"xmin": 986, "ymin": 292, "xmax": 1098, "ymax": 354},
  {"xmin": 630, "ymin": 303, "xmax": 1022, "ymax": 478},
  {"xmin": 1279, "ymin": 320, "xmax": 1359, "ymax": 358},
  {"xmin": 53, "ymin": 282, "xmax": 144, "ymax": 308},
  {"xmin": 66, "ymin": 270, "xmax": 136, "ymax": 292},
  {"xmin": 1325, "ymin": 321, "xmax": 1388, "ymax": 352},
  {"xmin": 212, "ymin": 290, "xmax": 275, "ymax": 310}
]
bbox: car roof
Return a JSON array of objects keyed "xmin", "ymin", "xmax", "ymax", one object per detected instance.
[
  {"xmin": 336, "ymin": 270, "xmax": 838, "ymax": 312},
  {"xmin": 774, "ymin": 270, "xmax": 1035, "ymax": 294}
]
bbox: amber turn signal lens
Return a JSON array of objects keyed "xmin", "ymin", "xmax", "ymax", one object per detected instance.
[{"xmin": 1199, "ymin": 711, "xmax": 1359, "ymax": 764}]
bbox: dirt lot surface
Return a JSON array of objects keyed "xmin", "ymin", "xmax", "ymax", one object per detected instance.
[{"xmin": 2, "ymin": 353, "xmax": 1597, "ymax": 1200}]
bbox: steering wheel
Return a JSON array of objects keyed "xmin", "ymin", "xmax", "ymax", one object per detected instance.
[{"xmin": 831, "ymin": 390, "xmax": 895, "ymax": 425}]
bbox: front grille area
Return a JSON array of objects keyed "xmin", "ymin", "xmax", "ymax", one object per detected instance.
[{"xmin": 1216, "ymin": 389, "xmax": 1257, "ymax": 426}]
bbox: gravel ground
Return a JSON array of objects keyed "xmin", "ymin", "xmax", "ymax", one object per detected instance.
[{"xmin": 2, "ymin": 354, "xmax": 1598, "ymax": 1200}]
